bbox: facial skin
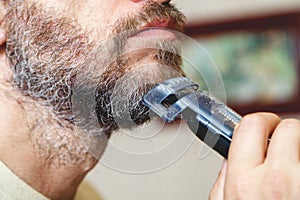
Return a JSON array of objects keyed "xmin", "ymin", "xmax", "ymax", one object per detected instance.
[{"xmin": 0, "ymin": 0, "xmax": 186, "ymax": 199}]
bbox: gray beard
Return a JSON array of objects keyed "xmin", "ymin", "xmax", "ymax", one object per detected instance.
[{"xmin": 4, "ymin": 1, "xmax": 186, "ymax": 163}]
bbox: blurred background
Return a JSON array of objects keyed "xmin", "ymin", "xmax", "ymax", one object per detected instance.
[
  {"xmin": 79, "ymin": 0, "xmax": 300, "ymax": 199},
  {"xmin": 181, "ymin": 0, "xmax": 300, "ymax": 117}
]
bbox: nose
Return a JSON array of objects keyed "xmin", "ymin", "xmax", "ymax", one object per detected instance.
[{"xmin": 131, "ymin": 0, "xmax": 171, "ymax": 5}]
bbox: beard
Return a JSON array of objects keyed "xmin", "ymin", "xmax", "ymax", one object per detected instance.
[{"xmin": 4, "ymin": 0, "xmax": 186, "ymax": 163}]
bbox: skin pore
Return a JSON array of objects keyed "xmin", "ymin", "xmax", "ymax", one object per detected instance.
[{"xmin": 0, "ymin": 0, "xmax": 186, "ymax": 199}]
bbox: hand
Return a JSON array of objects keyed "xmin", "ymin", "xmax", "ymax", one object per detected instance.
[{"xmin": 209, "ymin": 113, "xmax": 300, "ymax": 200}]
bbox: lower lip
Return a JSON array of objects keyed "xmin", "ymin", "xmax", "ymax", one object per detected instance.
[{"xmin": 133, "ymin": 28, "xmax": 176, "ymax": 39}]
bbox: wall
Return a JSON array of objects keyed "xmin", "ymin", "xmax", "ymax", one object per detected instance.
[
  {"xmin": 173, "ymin": 0, "xmax": 300, "ymax": 24},
  {"xmin": 85, "ymin": 123, "xmax": 223, "ymax": 200}
]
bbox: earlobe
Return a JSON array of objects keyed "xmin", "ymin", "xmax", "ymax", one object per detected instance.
[{"xmin": 0, "ymin": 24, "xmax": 6, "ymax": 46}]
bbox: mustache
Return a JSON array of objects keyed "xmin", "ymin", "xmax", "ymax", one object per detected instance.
[
  {"xmin": 104, "ymin": 0, "xmax": 187, "ymax": 67},
  {"xmin": 112, "ymin": 0, "xmax": 187, "ymax": 36}
]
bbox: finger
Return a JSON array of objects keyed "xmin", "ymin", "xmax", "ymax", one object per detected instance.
[
  {"xmin": 266, "ymin": 118, "xmax": 300, "ymax": 163},
  {"xmin": 228, "ymin": 113, "xmax": 280, "ymax": 168},
  {"xmin": 209, "ymin": 160, "xmax": 227, "ymax": 200}
]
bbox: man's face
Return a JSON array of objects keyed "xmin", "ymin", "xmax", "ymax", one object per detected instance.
[{"xmin": 4, "ymin": 0, "xmax": 186, "ymax": 161}]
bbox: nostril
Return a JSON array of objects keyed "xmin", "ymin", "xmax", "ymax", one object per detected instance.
[{"xmin": 162, "ymin": 0, "xmax": 171, "ymax": 6}]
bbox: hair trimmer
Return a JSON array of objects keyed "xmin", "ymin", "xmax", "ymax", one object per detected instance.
[{"xmin": 143, "ymin": 77, "xmax": 242, "ymax": 158}]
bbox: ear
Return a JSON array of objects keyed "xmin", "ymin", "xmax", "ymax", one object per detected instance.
[
  {"xmin": 0, "ymin": 1, "xmax": 7, "ymax": 46},
  {"xmin": 0, "ymin": 1, "xmax": 11, "ymax": 81}
]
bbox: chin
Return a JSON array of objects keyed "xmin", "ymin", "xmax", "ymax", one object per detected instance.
[{"xmin": 94, "ymin": 60, "xmax": 183, "ymax": 135}]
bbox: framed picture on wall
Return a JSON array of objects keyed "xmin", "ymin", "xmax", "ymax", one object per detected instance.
[{"xmin": 184, "ymin": 12, "xmax": 300, "ymax": 115}]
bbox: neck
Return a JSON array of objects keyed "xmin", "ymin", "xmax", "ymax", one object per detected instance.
[{"xmin": 0, "ymin": 83, "xmax": 98, "ymax": 200}]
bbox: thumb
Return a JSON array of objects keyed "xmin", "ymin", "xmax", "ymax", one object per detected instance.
[{"xmin": 209, "ymin": 160, "xmax": 227, "ymax": 200}]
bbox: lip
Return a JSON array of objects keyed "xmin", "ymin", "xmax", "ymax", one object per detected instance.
[{"xmin": 131, "ymin": 18, "xmax": 178, "ymax": 38}]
